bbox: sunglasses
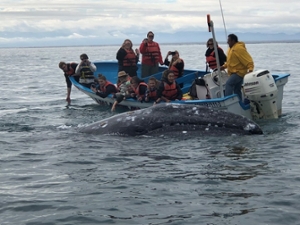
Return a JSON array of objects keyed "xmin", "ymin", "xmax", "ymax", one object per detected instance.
[
  {"xmin": 148, "ymin": 35, "xmax": 154, "ymax": 38},
  {"xmin": 208, "ymin": 43, "xmax": 213, "ymax": 45}
]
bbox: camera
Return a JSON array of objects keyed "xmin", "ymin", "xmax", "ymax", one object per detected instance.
[
  {"xmin": 170, "ymin": 51, "xmax": 176, "ymax": 56},
  {"xmin": 91, "ymin": 83, "xmax": 96, "ymax": 88}
]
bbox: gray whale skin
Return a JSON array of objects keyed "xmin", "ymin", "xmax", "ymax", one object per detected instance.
[{"xmin": 79, "ymin": 103, "xmax": 263, "ymax": 136}]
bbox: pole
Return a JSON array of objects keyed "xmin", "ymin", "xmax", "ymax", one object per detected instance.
[{"xmin": 207, "ymin": 14, "xmax": 224, "ymax": 98}]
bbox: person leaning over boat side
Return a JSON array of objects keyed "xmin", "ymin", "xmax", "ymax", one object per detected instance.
[
  {"xmin": 91, "ymin": 74, "xmax": 118, "ymax": 98},
  {"xmin": 129, "ymin": 76, "xmax": 148, "ymax": 102},
  {"xmin": 75, "ymin": 53, "xmax": 97, "ymax": 88},
  {"xmin": 205, "ymin": 38, "xmax": 227, "ymax": 71},
  {"xmin": 145, "ymin": 77, "xmax": 160, "ymax": 102},
  {"xmin": 59, "ymin": 61, "xmax": 80, "ymax": 105},
  {"xmin": 111, "ymin": 71, "xmax": 131, "ymax": 112},
  {"xmin": 164, "ymin": 50, "xmax": 184, "ymax": 79},
  {"xmin": 155, "ymin": 70, "xmax": 183, "ymax": 104},
  {"xmin": 220, "ymin": 34, "xmax": 254, "ymax": 101},
  {"xmin": 116, "ymin": 39, "xmax": 140, "ymax": 77},
  {"xmin": 139, "ymin": 31, "xmax": 164, "ymax": 78}
]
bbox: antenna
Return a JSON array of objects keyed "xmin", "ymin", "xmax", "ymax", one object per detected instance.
[{"xmin": 219, "ymin": 0, "xmax": 227, "ymax": 41}]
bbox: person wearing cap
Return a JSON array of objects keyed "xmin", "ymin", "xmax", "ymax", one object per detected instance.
[
  {"xmin": 139, "ymin": 31, "xmax": 164, "ymax": 78},
  {"xmin": 58, "ymin": 61, "xmax": 80, "ymax": 105},
  {"xmin": 75, "ymin": 53, "xmax": 97, "ymax": 88},
  {"xmin": 111, "ymin": 71, "xmax": 131, "ymax": 112}
]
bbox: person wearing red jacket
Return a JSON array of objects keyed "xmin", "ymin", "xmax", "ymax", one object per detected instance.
[
  {"xmin": 139, "ymin": 31, "xmax": 164, "ymax": 78},
  {"xmin": 58, "ymin": 61, "xmax": 80, "ymax": 105}
]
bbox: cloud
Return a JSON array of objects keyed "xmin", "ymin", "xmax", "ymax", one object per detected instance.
[{"xmin": 0, "ymin": 0, "xmax": 299, "ymax": 47}]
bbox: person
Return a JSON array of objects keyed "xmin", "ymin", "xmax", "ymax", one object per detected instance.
[
  {"xmin": 205, "ymin": 38, "xmax": 227, "ymax": 71},
  {"xmin": 59, "ymin": 61, "xmax": 80, "ymax": 105},
  {"xmin": 164, "ymin": 50, "xmax": 184, "ymax": 79},
  {"xmin": 111, "ymin": 71, "xmax": 131, "ymax": 112},
  {"xmin": 91, "ymin": 74, "xmax": 118, "ymax": 98},
  {"xmin": 116, "ymin": 39, "xmax": 140, "ymax": 77},
  {"xmin": 129, "ymin": 76, "xmax": 148, "ymax": 102},
  {"xmin": 75, "ymin": 53, "xmax": 97, "ymax": 88},
  {"xmin": 139, "ymin": 31, "xmax": 164, "ymax": 78},
  {"xmin": 145, "ymin": 77, "xmax": 160, "ymax": 102},
  {"xmin": 155, "ymin": 70, "xmax": 183, "ymax": 104},
  {"xmin": 220, "ymin": 34, "xmax": 254, "ymax": 101}
]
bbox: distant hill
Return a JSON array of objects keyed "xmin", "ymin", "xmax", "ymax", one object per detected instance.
[{"xmin": 0, "ymin": 30, "xmax": 299, "ymax": 48}]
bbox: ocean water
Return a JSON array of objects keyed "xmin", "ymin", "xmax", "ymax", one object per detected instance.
[{"xmin": 1, "ymin": 42, "xmax": 300, "ymax": 225}]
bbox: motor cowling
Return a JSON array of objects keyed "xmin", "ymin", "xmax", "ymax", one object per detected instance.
[{"xmin": 243, "ymin": 70, "xmax": 278, "ymax": 119}]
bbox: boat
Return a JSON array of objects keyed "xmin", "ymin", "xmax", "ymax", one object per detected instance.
[
  {"xmin": 69, "ymin": 14, "xmax": 290, "ymax": 121},
  {"xmin": 69, "ymin": 61, "xmax": 289, "ymax": 120}
]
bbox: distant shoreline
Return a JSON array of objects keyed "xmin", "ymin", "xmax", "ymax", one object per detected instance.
[{"xmin": 0, "ymin": 40, "xmax": 299, "ymax": 49}]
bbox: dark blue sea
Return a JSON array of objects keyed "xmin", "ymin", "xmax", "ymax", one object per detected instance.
[{"xmin": 1, "ymin": 43, "xmax": 300, "ymax": 225}]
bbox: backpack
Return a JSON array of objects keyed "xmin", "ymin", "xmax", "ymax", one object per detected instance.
[{"xmin": 189, "ymin": 78, "xmax": 210, "ymax": 100}]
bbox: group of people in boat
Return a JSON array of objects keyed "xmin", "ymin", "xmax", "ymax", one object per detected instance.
[{"xmin": 59, "ymin": 31, "xmax": 254, "ymax": 110}]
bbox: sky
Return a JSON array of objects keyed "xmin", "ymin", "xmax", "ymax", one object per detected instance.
[{"xmin": 0, "ymin": 0, "xmax": 299, "ymax": 47}]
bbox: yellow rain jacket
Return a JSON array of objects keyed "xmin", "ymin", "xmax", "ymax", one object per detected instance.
[{"xmin": 223, "ymin": 42, "xmax": 254, "ymax": 77}]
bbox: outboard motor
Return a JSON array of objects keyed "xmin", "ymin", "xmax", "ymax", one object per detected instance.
[{"xmin": 243, "ymin": 70, "xmax": 278, "ymax": 119}]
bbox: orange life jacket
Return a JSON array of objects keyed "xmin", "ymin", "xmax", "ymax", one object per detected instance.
[
  {"xmin": 123, "ymin": 49, "xmax": 137, "ymax": 67},
  {"xmin": 169, "ymin": 58, "xmax": 184, "ymax": 79},
  {"xmin": 206, "ymin": 47, "xmax": 223, "ymax": 69},
  {"xmin": 65, "ymin": 63, "xmax": 76, "ymax": 76},
  {"xmin": 100, "ymin": 81, "xmax": 117, "ymax": 93},
  {"xmin": 133, "ymin": 82, "xmax": 148, "ymax": 97},
  {"xmin": 162, "ymin": 81, "xmax": 178, "ymax": 100},
  {"xmin": 147, "ymin": 88, "xmax": 158, "ymax": 100},
  {"xmin": 144, "ymin": 42, "xmax": 161, "ymax": 65}
]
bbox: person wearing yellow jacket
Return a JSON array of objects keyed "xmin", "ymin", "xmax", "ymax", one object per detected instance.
[{"xmin": 220, "ymin": 34, "xmax": 254, "ymax": 101}]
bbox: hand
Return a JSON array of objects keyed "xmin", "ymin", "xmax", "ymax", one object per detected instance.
[
  {"xmin": 143, "ymin": 38, "xmax": 148, "ymax": 44},
  {"xmin": 137, "ymin": 96, "xmax": 143, "ymax": 101},
  {"xmin": 135, "ymin": 48, "xmax": 140, "ymax": 55},
  {"xmin": 91, "ymin": 87, "xmax": 96, "ymax": 92},
  {"xmin": 66, "ymin": 97, "xmax": 71, "ymax": 105},
  {"xmin": 220, "ymin": 65, "xmax": 225, "ymax": 70},
  {"xmin": 130, "ymin": 93, "xmax": 136, "ymax": 97}
]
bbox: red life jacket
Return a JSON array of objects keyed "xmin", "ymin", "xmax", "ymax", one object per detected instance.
[
  {"xmin": 169, "ymin": 58, "xmax": 184, "ymax": 79},
  {"xmin": 100, "ymin": 81, "xmax": 117, "ymax": 93},
  {"xmin": 123, "ymin": 49, "xmax": 137, "ymax": 67},
  {"xmin": 65, "ymin": 63, "xmax": 76, "ymax": 76},
  {"xmin": 206, "ymin": 47, "xmax": 223, "ymax": 69},
  {"xmin": 133, "ymin": 82, "xmax": 148, "ymax": 97},
  {"xmin": 162, "ymin": 81, "xmax": 178, "ymax": 100},
  {"xmin": 144, "ymin": 42, "xmax": 161, "ymax": 65},
  {"xmin": 147, "ymin": 88, "xmax": 158, "ymax": 100}
]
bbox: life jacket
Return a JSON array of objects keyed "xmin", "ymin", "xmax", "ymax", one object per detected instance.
[
  {"xmin": 162, "ymin": 81, "xmax": 178, "ymax": 100},
  {"xmin": 65, "ymin": 63, "xmax": 76, "ymax": 76},
  {"xmin": 133, "ymin": 82, "xmax": 148, "ymax": 97},
  {"xmin": 123, "ymin": 49, "xmax": 137, "ymax": 67},
  {"xmin": 206, "ymin": 47, "xmax": 223, "ymax": 69},
  {"xmin": 147, "ymin": 88, "xmax": 158, "ymax": 100},
  {"xmin": 169, "ymin": 58, "xmax": 184, "ymax": 79},
  {"xmin": 100, "ymin": 81, "xmax": 118, "ymax": 93},
  {"xmin": 144, "ymin": 42, "xmax": 161, "ymax": 65},
  {"xmin": 80, "ymin": 63, "xmax": 94, "ymax": 79}
]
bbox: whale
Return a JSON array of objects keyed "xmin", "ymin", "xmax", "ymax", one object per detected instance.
[{"xmin": 79, "ymin": 103, "xmax": 263, "ymax": 136}]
